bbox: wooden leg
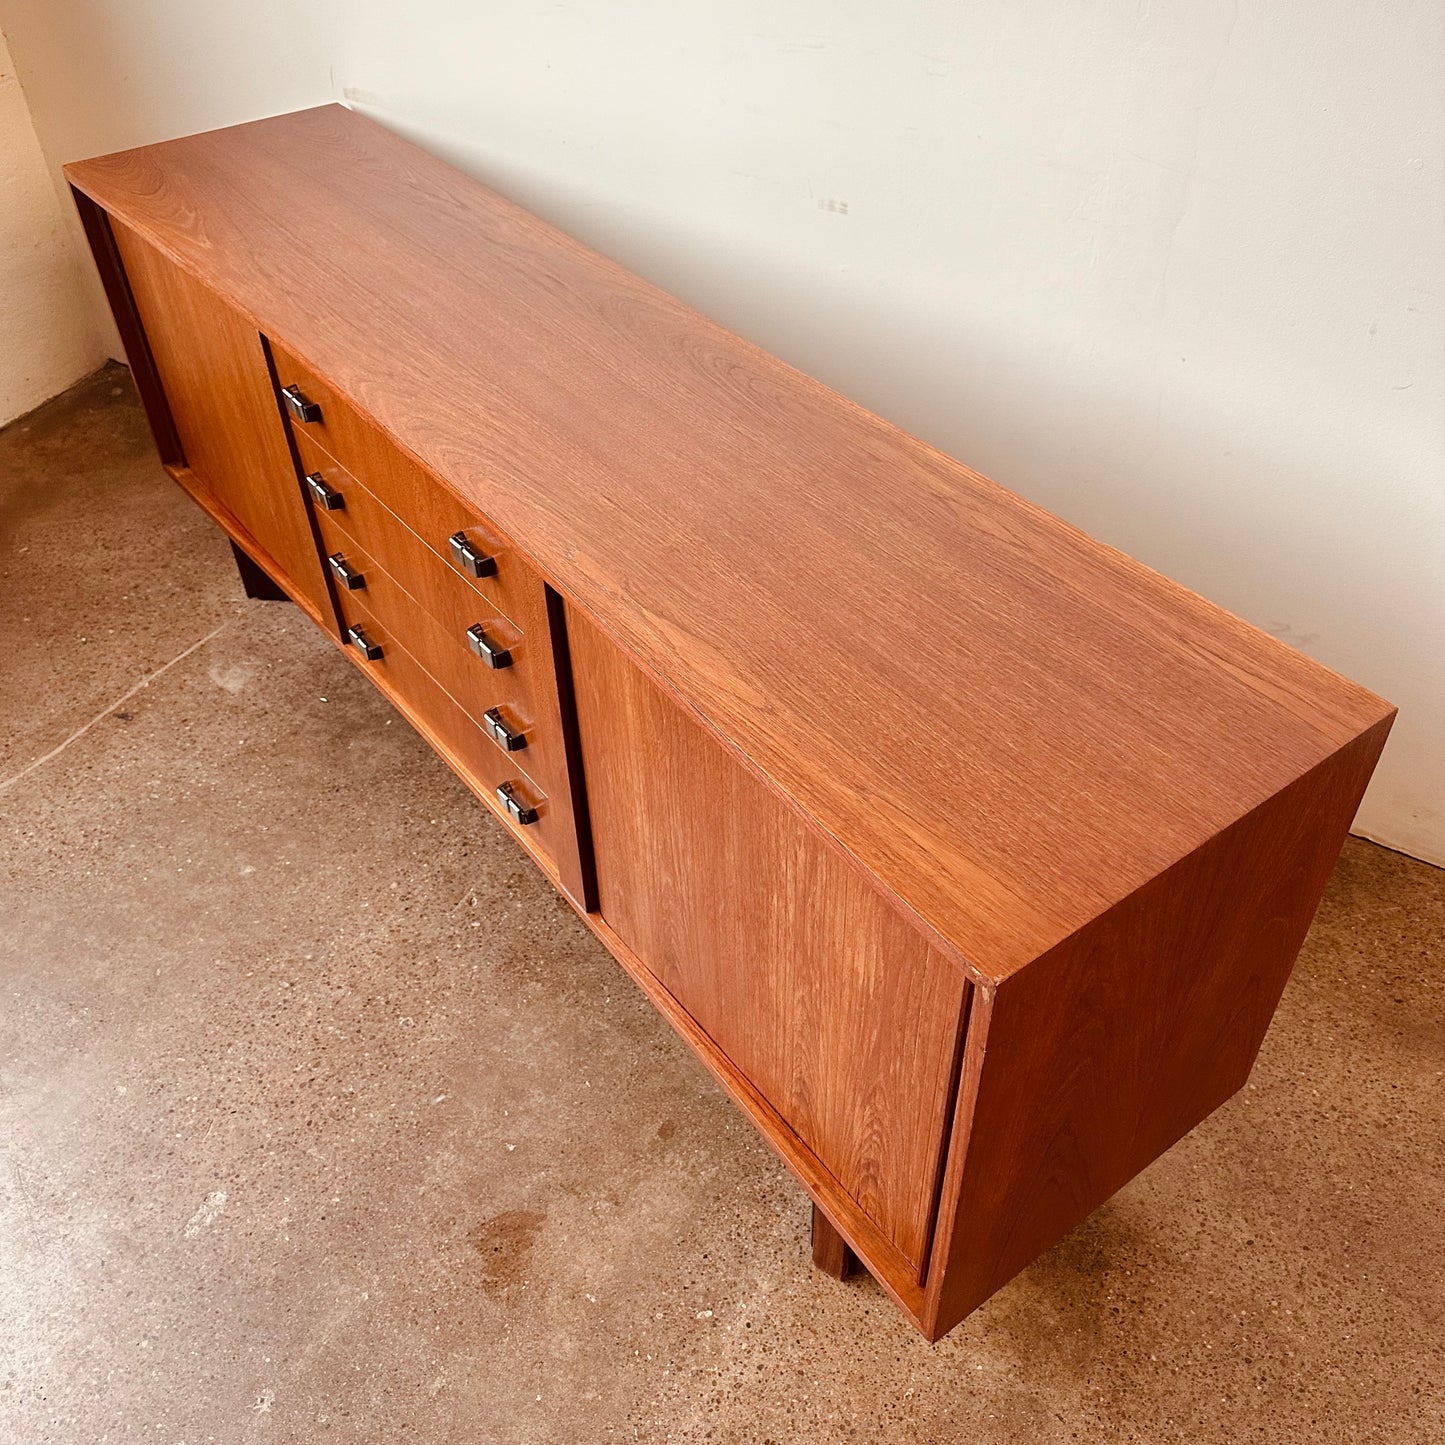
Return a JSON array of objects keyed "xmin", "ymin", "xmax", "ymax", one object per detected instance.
[
  {"xmin": 230, "ymin": 540, "xmax": 289, "ymax": 601},
  {"xmin": 811, "ymin": 1203, "xmax": 858, "ymax": 1280}
]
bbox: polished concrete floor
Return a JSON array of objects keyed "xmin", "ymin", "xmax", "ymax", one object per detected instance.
[{"xmin": 1, "ymin": 368, "xmax": 1441, "ymax": 1444}]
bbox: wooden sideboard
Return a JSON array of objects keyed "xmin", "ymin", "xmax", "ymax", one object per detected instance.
[{"xmin": 65, "ymin": 106, "xmax": 1394, "ymax": 1341}]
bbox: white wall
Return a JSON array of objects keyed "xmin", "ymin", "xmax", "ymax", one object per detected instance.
[
  {"xmin": 6, "ymin": 1, "xmax": 1442, "ymax": 863},
  {"xmin": 0, "ymin": 26, "xmax": 102, "ymax": 424}
]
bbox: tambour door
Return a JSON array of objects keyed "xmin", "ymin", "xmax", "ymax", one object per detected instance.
[
  {"xmin": 567, "ymin": 607, "xmax": 968, "ymax": 1281},
  {"xmin": 109, "ymin": 221, "xmax": 330, "ymax": 622}
]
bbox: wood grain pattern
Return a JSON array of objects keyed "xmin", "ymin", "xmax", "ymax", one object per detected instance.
[
  {"xmin": 312, "ymin": 505, "xmax": 555, "ymax": 763},
  {"xmin": 331, "ymin": 584, "xmax": 559, "ymax": 872},
  {"xmin": 920, "ymin": 712, "xmax": 1394, "ymax": 1339},
  {"xmin": 70, "ymin": 187, "xmax": 182, "ymax": 467},
  {"xmin": 292, "ymin": 428, "xmax": 523, "ymax": 633},
  {"xmin": 66, "ymin": 108, "xmax": 1396, "ymax": 984},
  {"xmin": 569, "ymin": 604, "xmax": 968, "ymax": 1275},
  {"xmin": 273, "ymin": 341, "xmax": 531, "ymax": 624},
  {"xmin": 305, "ymin": 457, "xmax": 588, "ymax": 906},
  {"xmin": 108, "ymin": 220, "xmax": 332, "ymax": 625},
  {"xmin": 570, "ymin": 902, "xmax": 930, "ymax": 1321},
  {"xmin": 67, "ymin": 111, "xmax": 1400, "ymax": 1340}
]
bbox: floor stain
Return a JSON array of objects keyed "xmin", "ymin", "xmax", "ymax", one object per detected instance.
[{"xmin": 467, "ymin": 1210, "xmax": 546, "ymax": 1297}]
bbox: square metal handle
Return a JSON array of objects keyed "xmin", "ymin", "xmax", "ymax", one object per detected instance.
[
  {"xmin": 483, "ymin": 706, "xmax": 527, "ymax": 752},
  {"xmin": 281, "ymin": 384, "xmax": 322, "ymax": 424},
  {"xmin": 305, "ymin": 472, "xmax": 344, "ymax": 511},
  {"xmin": 346, "ymin": 625, "xmax": 382, "ymax": 661},
  {"xmin": 449, "ymin": 531, "xmax": 497, "ymax": 579},
  {"xmin": 496, "ymin": 780, "xmax": 539, "ymax": 826},
  {"xmin": 328, "ymin": 553, "xmax": 365, "ymax": 590},
  {"xmin": 465, "ymin": 624, "xmax": 512, "ymax": 669}
]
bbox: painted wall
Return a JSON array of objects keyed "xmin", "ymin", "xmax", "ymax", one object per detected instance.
[
  {"xmin": 5, "ymin": 1, "xmax": 1441, "ymax": 862},
  {"xmin": 0, "ymin": 27, "xmax": 102, "ymax": 424}
]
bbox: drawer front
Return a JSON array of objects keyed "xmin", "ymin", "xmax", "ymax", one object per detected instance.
[
  {"xmin": 274, "ymin": 339, "xmax": 589, "ymax": 908},
  {"xmin": 272, "ymin": 341, "xmax": 529, "ymax": 619},
  {"xmin": 271, "ymin": 339, "xmax": 390, "ymax": 486},
  {"xmin": 314, "ymin": 506, "xmax": 547, "ymax": 753},
  {"xmin": 293, "ymin": 429, "xmax": 523, "ymax": 632},
  {"xmin": 332, "ymin": 586, "xmax": 563, "ymax": 870}
]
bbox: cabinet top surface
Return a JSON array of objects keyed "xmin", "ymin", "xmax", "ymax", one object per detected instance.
[{"xmin": 67, "ymin": 105, "xmax": 1392, "ymax": 982}]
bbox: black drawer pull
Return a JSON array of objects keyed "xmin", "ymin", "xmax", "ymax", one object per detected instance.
[
  {"xmin": 305, "ymin": 472, "xmax": 344, "ymax": 511},
  {"xmin": 449, "ymin": 531, "xmax": 497, "ymax": 578},
  {"xmin": 346, "ymin": 625, "xmax": 382, "ymax": 661},
  {"xmin": 466, "ymin": 624, "xmax": 512, "ymax": 669},
  {"xmin": 281, "ymin": 384, "xmax": 322, "ymax": 425},
  {"xmin": 483, "ymin": 706, "xmax": 527, "ymax": 752},
  {"xmin": 496, "ymin": 781, "xmax": 539, "ymax": 826},
  {"xmin": 327, "ymin": 553, "xmax": 365, "ymax": 590}
]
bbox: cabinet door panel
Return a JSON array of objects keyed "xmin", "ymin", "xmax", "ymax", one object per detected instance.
[
  {"xmin": 569, "ymin": 609, "xmax": 965, "ymax": 1273},
  {"xmin": 111, "ymin": 222, "xmax": 329, "ymax": 622}
]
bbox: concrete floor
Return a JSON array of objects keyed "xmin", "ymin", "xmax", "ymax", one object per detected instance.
[{"xmin": 0, "ymin": 368, "xmax": 1441, "ymax": 1444}]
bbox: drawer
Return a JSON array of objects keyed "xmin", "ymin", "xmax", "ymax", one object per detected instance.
[
  {"xmin": 293, "ymin": 428, "xmax": 523, "ymax": 632},
  {"xmin": 332, "ymin": 586, "xmax": 563, "ymax": 870},
  {"xmin": 273, "ymin": 338, "xmax": 586, "ymax": 907},
  {"xmin": 271, "ymin": 338, "xmax": 392, "ymax": 487},
  {"xmin": 313, "ymin": 507, "xmax": 552, "ymax": 760},
  {"xmin": 272, "ymin": 340, "xmax": 529, "ymax": 618}
]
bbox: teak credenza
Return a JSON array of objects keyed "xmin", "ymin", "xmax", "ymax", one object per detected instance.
[{"xmin": 66, "ymin": 105, "xmax": 1394, "ymax": 1341}]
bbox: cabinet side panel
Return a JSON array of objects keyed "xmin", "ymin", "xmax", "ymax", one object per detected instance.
[
  {"xmin": 70, "ymin": 189, "xmax": 183, "ymax": 467},
  {"xmin": 927, "ymin": 714, "xmax": 1394, "ymax": 1336},
  {"xmin": 568, "ymin": 607, "xmax": 966, "ymax": 1273},
  {"xmin": 108, "ymin": 220, "xmax": 330, "ymax": 621}
]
